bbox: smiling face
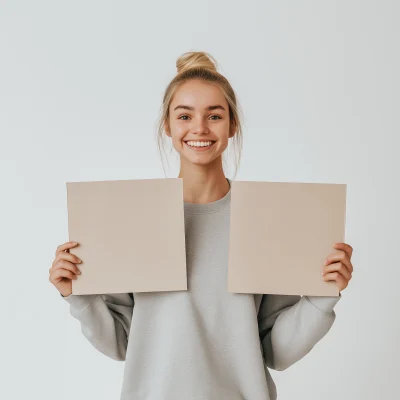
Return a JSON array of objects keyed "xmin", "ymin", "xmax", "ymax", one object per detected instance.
[{"xmin": 165, "ymin": 79, "xmax": 235, "ymax": 167}]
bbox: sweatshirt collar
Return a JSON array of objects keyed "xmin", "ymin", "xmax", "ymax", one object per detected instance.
[{"xmin": 184, "ymin": 178, "xmax": 231, "ymax": 215}]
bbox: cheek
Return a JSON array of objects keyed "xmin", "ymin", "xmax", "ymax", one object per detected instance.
[{"xmin": 169, "ymin": 124, "xmax": 186, "ymax": 141}]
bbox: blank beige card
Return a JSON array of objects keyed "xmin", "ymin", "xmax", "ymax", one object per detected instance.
[
  {"xmin": 227, "ymin": 180, "xmax": 347, "ymax": 297},
  {"xmin": 66, "ymin": 178, "xmax": 187, "ymax": 295}
]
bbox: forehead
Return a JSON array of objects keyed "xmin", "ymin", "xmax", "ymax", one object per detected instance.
[{"xmin": 170, "ymin": 80, "xmax": 227, "ymax": 109}]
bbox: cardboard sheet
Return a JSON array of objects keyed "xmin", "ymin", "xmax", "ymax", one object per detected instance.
[
  {"xmin": 227, "ymin": 180, "xmax": 346, "ymax": 296},
  {"xmin": 66, "ymin": 178, "xmax": 187, "ymax": 295}
]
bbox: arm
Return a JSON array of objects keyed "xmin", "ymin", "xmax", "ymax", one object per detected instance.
[
  {"xmin": 257, "ymin": 293, "xmax": 341, "ymax": 371},
  {"xmin": 61, "ymin": 292, "xmax": 134, "ymax": 361}
]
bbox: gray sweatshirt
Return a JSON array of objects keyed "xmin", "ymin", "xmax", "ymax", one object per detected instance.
[{"xmin": 61, "ymin": 178, "xmax": 341, "ymax": 400}]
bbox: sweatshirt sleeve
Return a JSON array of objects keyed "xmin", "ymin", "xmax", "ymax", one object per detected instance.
[
  {"xmin": 257, "ymin": 292, "xmax": 341, "ymax": 371},
  {"xmin": 61, "ymin": 291, "xmax": 134, "ymax": 361}
]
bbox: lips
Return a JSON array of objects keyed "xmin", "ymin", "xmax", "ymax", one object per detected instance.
[
  {"xmin": 184, "ymin": 140, "xmax": 216, "ymax": 143},
  {"xmin": 184, "ymin": 141, "xmax": 216, "ymax": 150}
]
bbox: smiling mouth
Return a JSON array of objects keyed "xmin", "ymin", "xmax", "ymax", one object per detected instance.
[{"xmin": 184, "ymin": 140, "xmax": 216, "ymax": 149}]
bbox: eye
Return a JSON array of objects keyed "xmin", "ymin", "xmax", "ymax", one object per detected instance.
[{"xmin": 178, "ymin": 114, "xmax": 222, "ymax": 120}]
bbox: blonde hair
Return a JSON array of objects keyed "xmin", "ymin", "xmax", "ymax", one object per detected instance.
[{"xmin": 155, "ymin": 51, "xmax": 244, "ymax": 180}]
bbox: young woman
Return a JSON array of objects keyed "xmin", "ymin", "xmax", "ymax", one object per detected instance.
[{"xmin": 49, "ymin": 51, "xmax": 354, "ymax": 400}]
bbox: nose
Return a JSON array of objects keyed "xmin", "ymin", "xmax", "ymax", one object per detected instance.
[{"xmin": 192, "ymin": 117, "xmax": 210, "ymax": 135}]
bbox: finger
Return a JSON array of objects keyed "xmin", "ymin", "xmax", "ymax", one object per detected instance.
[
  {"xmin": 52, "ymin": 251, "xmax": 82, "ymax": 268},
  {"xmin": 55, "ymin": 241, "xmax": 79, "ymax": 256},
  {"xmin": 323, "ymin": 271, "xmax": 348, "ymax": 292},
  {"xmin": 50, "ymin": 259, "xmax": 81, "ymax": 276},
  {"xmin": 49, "ymin": 268, "xmax": 78, "ymax": 284},
  {"xmin": 325, "ymin": 250, "xmax": 353, "ymax": 273},
  {"xmin": 323, "ymin": 262, "xmax": 352, "ymax": 281},
  {"xmin": 333, "ymin": 242, "xmax": 353, "ymax": 258}
]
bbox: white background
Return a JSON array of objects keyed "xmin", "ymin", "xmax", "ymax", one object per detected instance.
[{"xmin": 1, "ymin": 0, "xmax": 398, "ymax": 399}]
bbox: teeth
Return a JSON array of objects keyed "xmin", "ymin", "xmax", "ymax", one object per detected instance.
[{"xmin": 187, "ymin": 141, "xmax": 213, "ymax": 147}]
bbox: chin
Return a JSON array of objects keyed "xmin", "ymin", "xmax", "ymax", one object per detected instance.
[{"xmin": 187, "ymin": 158, "xmax": 214, "ymax": 166}]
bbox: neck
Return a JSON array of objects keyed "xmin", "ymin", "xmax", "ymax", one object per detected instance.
[{"xmin": 178, "ymin": 160, "xmax": 230, "ymax": 205}]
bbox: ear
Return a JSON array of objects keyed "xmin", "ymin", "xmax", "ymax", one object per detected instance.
[
  {"xmin": 164, "ymin": 121, "xmax": 171, "ymax": 138},
  {"xmin": 229, "ymin": 121, "xmax": 236, "ymax": 138}
]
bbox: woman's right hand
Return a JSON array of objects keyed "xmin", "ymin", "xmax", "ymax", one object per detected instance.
[{"xmin": 49, "ymin": 241, "xmax": 82, "ymax": 297}]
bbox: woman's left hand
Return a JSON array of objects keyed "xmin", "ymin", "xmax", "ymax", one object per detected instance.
[{"xmin": 322, "ymin": 242, "xmax": 354, "ymax": 292}]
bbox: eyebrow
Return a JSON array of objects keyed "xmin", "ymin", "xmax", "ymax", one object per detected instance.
[{"xmin": 173, "ymin": 104, "xmax": 226, "ymax": 112}]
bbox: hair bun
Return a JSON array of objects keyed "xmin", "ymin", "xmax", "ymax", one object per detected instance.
[{"xmin": 176, "ymin": 51, "xmax": 218, "ymax": 74}]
